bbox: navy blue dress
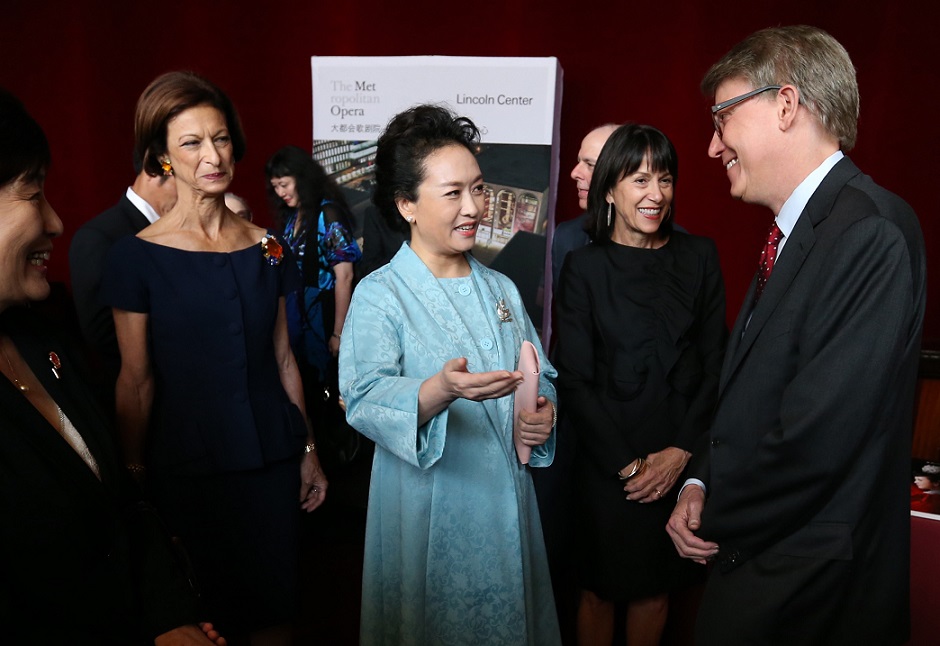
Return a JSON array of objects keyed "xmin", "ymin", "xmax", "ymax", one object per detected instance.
[{"xmin": 100, "ymin": 233, "xmax": 307, "ymax": 635}]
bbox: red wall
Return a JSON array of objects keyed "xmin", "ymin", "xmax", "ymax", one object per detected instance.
[{"xmin": 3, "ymin": 0, "xmax": 937, "ymax": 343}]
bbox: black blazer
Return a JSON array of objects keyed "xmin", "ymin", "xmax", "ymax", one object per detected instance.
[
  {"xmin": 69, "ymin": 194, "xmax": 150, "ymax": 388},
  {"xmin": 0, "ymin": 309, "xmax": 200, "ymax": 644},
  {"xmin": 692, "ymin": 157, "xmax": 926, "ymax": 644}
]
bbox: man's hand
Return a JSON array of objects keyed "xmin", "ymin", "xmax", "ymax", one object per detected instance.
[
  {"xmin": 154, "ymin": 623, "xmax": 226, "ymax": 646},
  {"xmin": 666, "ymin": 484, "xmax": 719, "ymax": 565}
]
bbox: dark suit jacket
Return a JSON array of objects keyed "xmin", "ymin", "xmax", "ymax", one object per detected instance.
[
  {"xmin": 692, "ymin": 157, "xmax": 926, "ymax": 644},
  {"xmin": 69, "ymin": 194, "xmax": 150, "ymax": 406},
  {"xmin": 0, "ymin": 308, "xmax": 200, "ymax": 644},
  {"xmin": 551, "ymin": 213, "xmax": 590, "ymax": 291}
]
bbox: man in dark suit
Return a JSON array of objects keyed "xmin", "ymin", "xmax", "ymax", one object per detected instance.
[
  {"xmin": 666, "ymin": 26, "xmax": 926, "ymax": 644},
  {"xmin": 550, "ymin": 123, "xmax": 617, "ymax": 290},
  {"xmin": 69, "ymin": 160, "xmax": 175, "ymax": 409}
]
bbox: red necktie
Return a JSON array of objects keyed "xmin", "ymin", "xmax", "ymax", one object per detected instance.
[{"xmin": 754, "ymin": 222, "xmax": 784, "ymax": 304}]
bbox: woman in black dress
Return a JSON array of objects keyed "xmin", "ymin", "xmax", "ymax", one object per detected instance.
[{"xmin": 555, "ymin": 124, "xmax": 726, "ymax": 645}]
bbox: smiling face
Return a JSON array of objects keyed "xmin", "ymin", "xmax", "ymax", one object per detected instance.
[
  {"xmin": 707, "ymin": 78, "xmax": 783, "ymax": 209},
  {"xmin": 607, "ymin": 154, "xmax": 673, "ymax": 248},
  {"xmin": 0, "ymin": 174, "xmax": 63, "ymax": 311},
  {"xmin": 396, "ymin": 144, "xmax": 484, "ymax": 275},
  {"xmin": 571, "ymin": 126, "xmax": 615, "ymax": 211},
  {"xmin": 269, "ymin": 175, "xmax": 299, "ymax": 209},
  {"xmin": 163, "ymin": 104, "xmax": 234, "ymax": 198}
]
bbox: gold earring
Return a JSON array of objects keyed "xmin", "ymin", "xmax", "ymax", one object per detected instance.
[{"xmin": 161, "ymin": 159, "xmax": 173, "ymax": 176}]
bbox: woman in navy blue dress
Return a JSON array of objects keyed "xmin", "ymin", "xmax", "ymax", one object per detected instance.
[{"xmin": 101, "ymin": 71, "xmax": 327, "ymax": 645}]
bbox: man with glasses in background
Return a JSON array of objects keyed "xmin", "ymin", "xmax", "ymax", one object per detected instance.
[{"xmin": 667, "ymin": 25, "xmax": 925, "ymax": 644}]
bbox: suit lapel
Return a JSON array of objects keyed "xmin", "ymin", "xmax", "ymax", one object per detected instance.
[
  {"xmin": 10, "ymin": 327, "xmax": 117, "ymax": 487},
  {"xmin": 719, "ymin": 157, "xmax": 861, "ymax": 394},
  {"xmin": 722, "ymin": 274, "xmax": 757, "ymax": 384}
]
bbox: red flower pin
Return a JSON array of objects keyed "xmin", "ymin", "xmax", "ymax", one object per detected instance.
[
  {"xmin": 49, "ymin": 351, "xmax": 61, "ymax": 379},
  {"xmin": 261, "ymin": 234, "xmax": 284, "ymax": 266}
]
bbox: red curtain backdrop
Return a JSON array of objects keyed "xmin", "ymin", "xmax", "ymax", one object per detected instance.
[{"xmin": 3, "ymin": 0, "xmax": 937, "ymax": 343}]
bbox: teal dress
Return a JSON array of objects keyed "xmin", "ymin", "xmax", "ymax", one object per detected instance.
[{"xmin": 339, "ymin": 243, "xmax": 561, "ymax": 646}]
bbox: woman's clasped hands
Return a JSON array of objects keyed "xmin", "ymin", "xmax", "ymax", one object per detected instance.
[{"xmin": 622, "ymin": 446, "xmax": 691, "ymax": 504}]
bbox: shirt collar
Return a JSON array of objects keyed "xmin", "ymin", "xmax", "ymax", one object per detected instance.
[
  {"xmin": 774, "ymin": 150, "xmax": 844, "ymax": 238},
  {"xmin": 125, "ymin": 186, "xmax": 161, "ymax": 225}
]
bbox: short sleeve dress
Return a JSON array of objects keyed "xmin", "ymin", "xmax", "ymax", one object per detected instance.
[
  {"xmin": 555, "ymin": 231, "xmax": 727, "ymax": 602},
  {"xmin": 99, "ymin": 232, "xmax": 307, "ymax": 636}
]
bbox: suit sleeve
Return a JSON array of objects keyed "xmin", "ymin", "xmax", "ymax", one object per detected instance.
[
  {"xmin": 672, "ymin": 239, "xmax": 727, "ymax": 452},
  {"xmin": 699, "ymin": 215, "xmax": 919, "ymax": 556},
  {"xmin": 69, "ymin": 226, "xmax": 119, "ymax": 355}
]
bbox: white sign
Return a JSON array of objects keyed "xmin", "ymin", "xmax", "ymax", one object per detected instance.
[
  {"xmin": 311, "ymin": 56, "xmax": 563, "ymax": 338},
  {"xmin": 311, "ymin": 56, "xmax": 560, "ymax": 145}
]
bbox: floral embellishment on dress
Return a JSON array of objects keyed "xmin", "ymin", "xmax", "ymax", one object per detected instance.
[
  {"xmin": 261, "ymin": 233, "xmax": 283, "ymax": 266},
  {"xmin": 48, "ymin": 351, "xmax": 61, "ymax": 379},
  {"xmin": 496, "ymin": 299, "xmax": 513, "ymax": 323}
]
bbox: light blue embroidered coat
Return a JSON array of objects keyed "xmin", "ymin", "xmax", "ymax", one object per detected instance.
[{"xmin": 339, "ymin": 243, "xmax": 561, "ymax": 646}]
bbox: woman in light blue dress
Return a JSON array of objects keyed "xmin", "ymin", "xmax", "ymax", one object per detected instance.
[{"xmin": 339, "ymin": 105, "xmax": 561, "ymax": 646}]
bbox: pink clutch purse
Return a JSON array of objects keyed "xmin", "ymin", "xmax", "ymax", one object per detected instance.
[{"xmin": 513, "ymin": 340, "xmax": 541, "ymax": 465}]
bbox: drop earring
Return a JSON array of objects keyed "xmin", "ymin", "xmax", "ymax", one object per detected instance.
[{"xmin": 606, "ymin": 202, "xmax": 612, "ymax": 228}]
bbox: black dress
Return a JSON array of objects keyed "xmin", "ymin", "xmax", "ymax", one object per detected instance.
[{"xmin": 555, "ymin": 232, "xmax": 726, "ymax": 601}]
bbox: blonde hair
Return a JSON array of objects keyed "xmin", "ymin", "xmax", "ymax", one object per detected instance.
[{"xmin": 702, "ymin": 26, "xmax": 859, "ymax": 150}]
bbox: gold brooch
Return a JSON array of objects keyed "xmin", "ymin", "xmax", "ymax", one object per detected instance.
[{"xmin": 496, "ymin": 299, "xmax": 513, "ymax": 323}]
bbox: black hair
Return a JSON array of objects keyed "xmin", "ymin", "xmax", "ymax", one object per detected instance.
[
  {"xmin": 586, "ymin": 123, "xmax": 678, "ymax": 244},
  {"xmin": 0, "ymin": 88, "xmax": 50, "ymax": 188},
  {"xmin": 264, "ymin": 145, "xmax": 353, "ymax": 231},
  {"xmin": 372, "ymin": 104, "xmax": 480, "ymax": 233}
]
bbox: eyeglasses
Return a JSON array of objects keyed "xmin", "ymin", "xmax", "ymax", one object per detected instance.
[{"xmin": 710, "ymin": 85, "xmax": 782, "ymax": 139}]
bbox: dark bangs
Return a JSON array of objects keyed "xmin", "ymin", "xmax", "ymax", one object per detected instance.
[
  {"xmin": 612, "ymin": 126, "xmax": 678, "ymax": 185},
  {"xmin": 586, "ymin": 124, "xmax": 679, "ymax": 243},
  {"xmin": 0, "ymin": 89, "xmax": 50, "ymax": 187}
]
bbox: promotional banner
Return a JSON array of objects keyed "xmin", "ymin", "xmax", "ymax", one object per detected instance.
[{"xmin": 311, "ymin": 56, "xmax": 563, "ymax": 337}]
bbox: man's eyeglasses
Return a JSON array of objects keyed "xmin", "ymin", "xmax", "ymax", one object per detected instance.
[{"xmin": 710, "ymin": 85, "xmax": 781, "ymax": 139}]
